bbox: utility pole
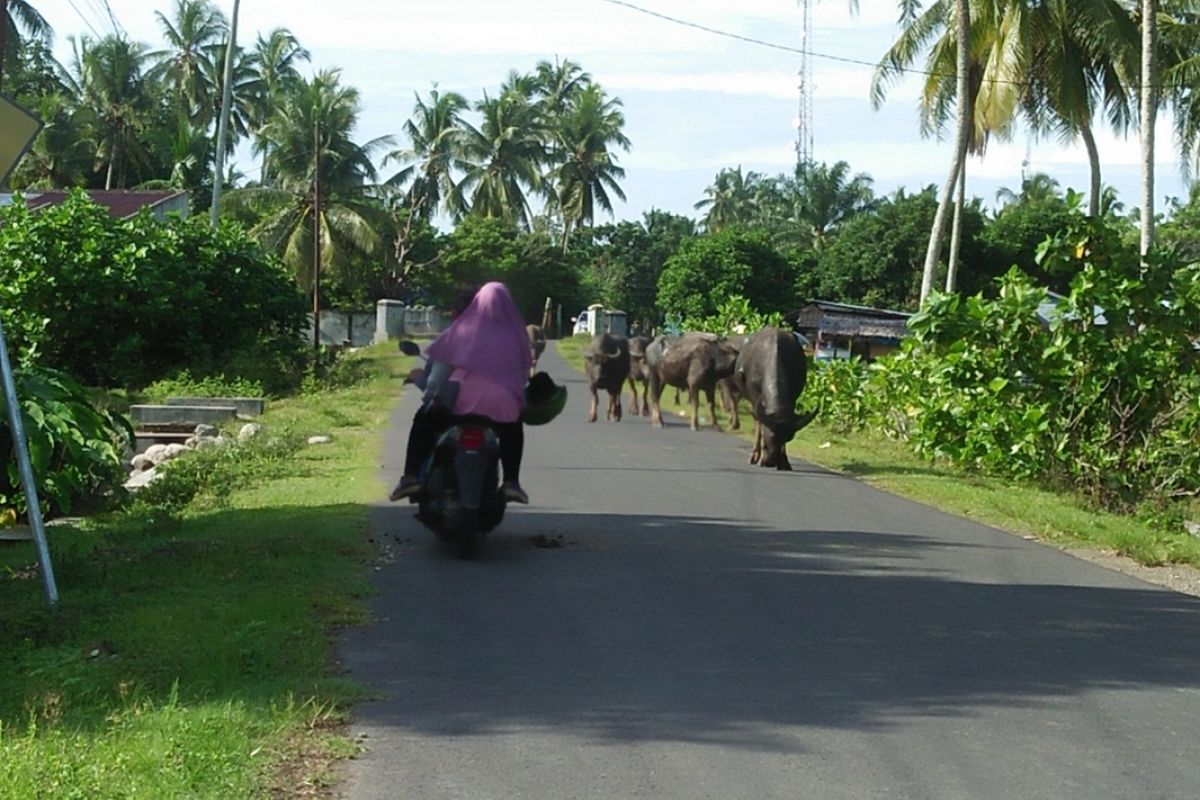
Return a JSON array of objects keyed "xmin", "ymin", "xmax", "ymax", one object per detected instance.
[
  {"xmin": 209, "ymin": 0, "xmax": 241, "ymax": 227},
  {"xmin": 312, "ymin": 117, "xmax": 321, "ymax": 349},
  {"xmin": 0, "ymin": 318, "xmax": 58, "ymax": 607}
]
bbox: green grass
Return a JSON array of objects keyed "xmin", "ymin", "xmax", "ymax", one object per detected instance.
[
  {"xmin": 0, "ymin": 344, "xmax": 410, "ymax": 799},
  {"xmin": 556, "ymin": 340, "xmax": 1200, "ymax": 569}
]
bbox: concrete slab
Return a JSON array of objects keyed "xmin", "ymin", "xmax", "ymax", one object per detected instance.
[
  {"xmin": 130, "ymin": 404, "xmax": 237, "ymax": 426},
  {"xmin": 165, "ymin": 397, "xmax": 265, "ymax": 417}
]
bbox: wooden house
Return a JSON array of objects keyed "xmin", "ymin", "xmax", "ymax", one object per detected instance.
[{"xmin": 787, "ymin": 300, "xmax": 912, "ymax": 361}]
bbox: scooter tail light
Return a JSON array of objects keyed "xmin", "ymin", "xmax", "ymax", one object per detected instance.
[{"xmin": 458, "ymin": 426, "xmax": 486, "ymax": 450}]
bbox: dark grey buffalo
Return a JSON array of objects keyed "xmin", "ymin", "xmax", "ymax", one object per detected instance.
[
  {"xmin": 648, "ymin": 332, "xmax": 739, "ymax": 431},
  {"xmin": 583, "ymin": 332, "xmax": 630, "ymax": 422},
  {"xmin": 527, "ymin": 324, "xmax": 546, "ymax": 371},
  {"xmin": 626, "ymin": 335, "xmax": 652, "ymax": 416},
  {"xmin": 732, "ymin": 326, "xmax": 817, "ymax": 470}
]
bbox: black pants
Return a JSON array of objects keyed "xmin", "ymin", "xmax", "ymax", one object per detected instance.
[{"xmin": 404, "ymin": 407, "xmax": 524, "ymax": 483}]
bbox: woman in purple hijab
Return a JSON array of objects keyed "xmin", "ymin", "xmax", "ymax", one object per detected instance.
[{"xmin": 391, "ymin": 282, "xmax": 533, "ymax": 503}]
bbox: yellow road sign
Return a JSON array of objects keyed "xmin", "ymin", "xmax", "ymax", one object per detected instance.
[{"xmin": 0, "ymin": 94, "xmax": 43, "ymax": 186}]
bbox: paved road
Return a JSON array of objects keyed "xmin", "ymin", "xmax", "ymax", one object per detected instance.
[{"xmin": 338, "ymin": 345, "xmax": 1200, "ymax": 799}]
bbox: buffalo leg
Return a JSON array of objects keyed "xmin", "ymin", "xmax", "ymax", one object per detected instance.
[
  {"xmin": 649, "ymin": 373, "xmax": 665, "ymax": 428},
  {"xmin": 608, "ymin": 390, "xmax": 623, "ymax": 421},
  {"xmin": 627, "ymin": 376, "xmax": 640, "ymax": 416},
  {"xmin": 705, "ymin": 386, "xmax": 721, "ymax": 431},
  {"xmin": 750, "ymin": 420, "xmax": 762, "ymax": 464},
  {"xmin": 588, "ymin": 386, "xmax": 598, "ymax": 423},
  {"xmin": 687, "ymin": 386, "xmax": 700, "ymax": 431}
]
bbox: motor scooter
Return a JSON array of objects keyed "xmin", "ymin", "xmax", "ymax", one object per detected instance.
[{"xmin": 399, "ymin": 341, "xmax": 506, "ymax": 558}]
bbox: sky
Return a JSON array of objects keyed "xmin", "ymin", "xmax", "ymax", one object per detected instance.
[{"xmin": 30, "ymin": 0, "xmax": 1194, "ymax": 224}]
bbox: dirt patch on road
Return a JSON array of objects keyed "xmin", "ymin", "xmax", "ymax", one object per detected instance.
[{"xmin": 1065, "ymin": 548, "xmax": 1200, "ymax": 597}]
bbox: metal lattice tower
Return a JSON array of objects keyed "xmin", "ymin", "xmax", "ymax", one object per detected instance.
[{"xmin": 795, "ymin": 0, "xmax": 814, "ymax": 167}]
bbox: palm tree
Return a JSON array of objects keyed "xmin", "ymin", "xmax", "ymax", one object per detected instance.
[
  {"xmin": 250, "ymin": 27, "xmax": 309, "ymax": 180},
  {"xmin": 874, "ymin": 0, "xmax": 993, "ymax": 299},
  {"xmin": 534, "ymin": 57, "xmax": 591, "ymax": 121},
  {"xmin": 226, "ymin": 69, "xmax": 391, "ymax": 294},
  {"xmin": 550, "ymin": 83, "xmax": 630, "ymax": 243},
  {"xmin": 1018, "ymin": 0, "xmax": 1138, "ymax": 217},
  {"xmin": 202, "ymin": 39, "xmax": 263, "ymax": 157},
  {"xmin": 451, "ymin": 88, "xmax": 546, "ymax": 228},
  {"xmin": 0, "ymin": 0, "xmax": 52, "ymax": 95},
  {"xmin": 1139, "ymin": 0, "xmax": 1158, "ymax": 255},
  {"xmin": 792, "ymin": 160, "xmax": 875, "ymax": 248},
  {"xmin": 9, "ymin": 91, "xmax": 94, "ymax": 188},
  {"xmin": 694, "ymin": 166, "xmax": 762, "ymax": 232},
  {"xmin": 75, "ymin": 35, "xmax": 155, "ymax": 190},
  {"xmin": 384, "ymin": 87, "xmax": 468, "ymax": 220},
  {"xmin": 150, "ymin": 0, "xmax": 225, "ymax": 126},
  {"xmin": 994, "ymin": 171, "xmax": 1062, "ymax": 209}
]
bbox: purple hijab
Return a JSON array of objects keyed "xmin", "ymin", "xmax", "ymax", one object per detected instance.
[{"xmin": 426, "ymin": 282, "xmax": 532, "ymax": 404}]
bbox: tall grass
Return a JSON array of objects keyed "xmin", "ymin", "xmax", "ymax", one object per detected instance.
[{"xmin": 0, "ymin": 344, "xmax": 410, "ymax": 798}]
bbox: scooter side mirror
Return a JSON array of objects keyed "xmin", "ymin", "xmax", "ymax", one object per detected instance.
[{"xmin": 398, "ymin": 340, "xmax": 422, "ymax": 357}]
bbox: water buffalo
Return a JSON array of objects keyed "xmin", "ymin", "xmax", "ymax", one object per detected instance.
[
  {"xmin": 583, "ymin": 332, "xmax": 630, "ymax": 422},
  {"xmin": 626, "ymin": 336, "xmax": 652, "ymax": 416},
  {"xmin": 733, "ymin": 326, "xmax": 817, "ymax": 470},
  {"xmin": 527, "ymin": 324, "xmax": 546, "ymax": 371},
  {"xmin": 647, "ymin": 332, "xmax": 739, "ymax": 431},
  {"xmin": 644, "ymin": 334, "xmax": 680, "ymax": 406}
]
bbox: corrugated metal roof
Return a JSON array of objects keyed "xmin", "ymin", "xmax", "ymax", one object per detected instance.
[{"xmin": 19, "ymin": 190, "xmax": 187, "ymax": 218}]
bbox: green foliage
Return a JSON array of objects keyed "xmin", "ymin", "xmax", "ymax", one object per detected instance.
[
  {"xmin": 141, "ymin": 372, "xmax": 266, "ymax": 404},
  {"xmin": 0, "ymin": 192, "xmax": 308, "ymax": 388},
  {"xmin": 813, "ymin": 187, "xmax": 980, "ymax": 309},
  {"xmin": 683, "ymin": 295, "xmax": 783, "ymax": 336},
  {"xmin": 585, "ymin": 210, "xmax": 696, "ymax": 330},
  {"xmin": 426, "ymin": 216, "xmax": 519, "ymax": 306},
  {"xmin": 811, "ymin": 213, "xmax": 1200, "ymax": 520},
  {"xmin": 0, "ymin": 366, "xmax": 131, "ymax": 518},
  {"xmin": 658, "ymin": 229, "xmax": 795, "ymax": 321},
  {"xmin": 804, "ymin": 357, "xmax": 873, "ymax": 433}
]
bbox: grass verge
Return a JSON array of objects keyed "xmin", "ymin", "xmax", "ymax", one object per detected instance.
[
  {"xmin": 555, "ymin": 340, "xmax": 1200, "ymax": 569},
  {"xmin": 0, "ymin": 343, "xmax": 409, "ymax": 799}
]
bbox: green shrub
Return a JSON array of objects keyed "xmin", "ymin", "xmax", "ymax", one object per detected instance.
[
  {"xmin": 142, "ymin": 372, "xmax": 266, "ymax": 404},
  {"xmin": 134, "ymin": 428, "xmax": 304, "ymax": 513},
  {"xmin": 0, "ymin": 191, "xmax": 308, "ymax": 387},
  {"xmin": 0, "ymin": 366, "xmax": 131, "ymax": 518},
  {"xmin": 815, "ymin": 212, "xmax": 1200, "ymax": 517}
]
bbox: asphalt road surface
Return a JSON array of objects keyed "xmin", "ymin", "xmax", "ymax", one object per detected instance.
[{"xmin": 337, "ymin": 345, "xmax": 1200, "ymax": 799}]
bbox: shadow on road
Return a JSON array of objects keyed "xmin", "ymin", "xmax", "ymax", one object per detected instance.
[{"xmin": 351, "ymin": 503, "xmax": 1200, "ymax": 752}]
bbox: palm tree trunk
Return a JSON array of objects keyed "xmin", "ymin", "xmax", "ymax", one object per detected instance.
[
  {"xmin": 1081, "ymin": 122, "xmax": 1102, "ymax": 218},
  {"xmin": 921, "ymin": 0, "xmax": 971, "ymax": 302},
  {"xmin": 0, "ymin": 0, "xmax": 8, "ymax": 96},
  {"xmin": 1139, "ymin": 0, "xmax": 1157, "ymax": 256},
  {"xmin": 945, "ymin": 157, "xmax": 966, "ymax": 292}
]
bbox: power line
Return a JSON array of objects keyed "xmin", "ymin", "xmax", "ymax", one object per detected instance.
[
  {"xmin": 596, "ymin": 0, "xmax": 1162, "ymax": 92},
  {"xmin": 98, "ymin": 0, "xmax": 129, "ymax": 38},
  {"xmin": 63, "ymin": 0, "xmax": 103, "ymax": 38},
  {"xmin": 81, "ymin": 0, "xmax": 117, "ymax": 35}
]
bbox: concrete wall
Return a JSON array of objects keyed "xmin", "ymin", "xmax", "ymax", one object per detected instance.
[
  {"xmin": 305, "ymin": 311, "xmax": 377, "ymax": 347},
  {"xmin": 304, "ymin": 304, "xmax": 453, "ymax": 348},
  {"xmin": 373, "ymin": 300, "xmax": 451, "ymax": 342}
]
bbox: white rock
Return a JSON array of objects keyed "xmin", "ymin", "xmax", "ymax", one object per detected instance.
[
  {"xmin": 185, "ymin": 436, "xmax": 199, "ymax": 448},
  {"xmin": 131, "ymin": 453, "xmax": 153, "ymax": 472},
  {"xmin": 1186, "ymin": 520, "xmax": 1200, "ymax": 538},
  {"xmin": 164, "ymin": 444, "xmax": 189, "ymax": 460},
  {"xmin": 194, "ymin": 424, "xmax": 218, "ymax": 437},
  {"xmin": 238, "ymin": 423, "xmax": 263, "ymax": 443},
  {"xmin": 308, "ymin": 435, "xmax": 333, "ymax": 445},
  {"xmin": 143, "ymin": 444, "xmax": 170, "ymax": 465},
  {"xmin": 123, "ymin": 467, "xmax": 161, "ymax": 491}
]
